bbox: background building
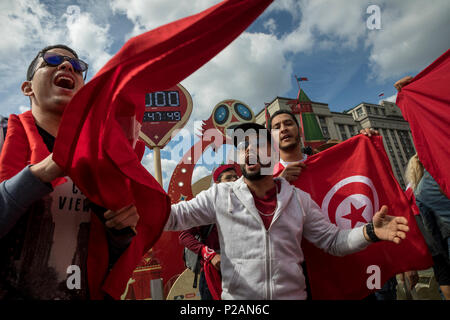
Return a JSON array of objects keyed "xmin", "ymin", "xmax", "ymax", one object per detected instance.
[{"xmin": 256, "ymin": 93, "xmax": 416, "ymax": 188}]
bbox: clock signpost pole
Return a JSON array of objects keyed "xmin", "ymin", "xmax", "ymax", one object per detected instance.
[{"xmin": 153, "ymin": 146, "xmax": 163, "ymax": 187}]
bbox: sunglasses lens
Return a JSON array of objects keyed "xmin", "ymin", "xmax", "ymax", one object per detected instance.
[
  {"xmin": 70, "ymin": 59, "xmax": 83, "ymax": 72},
  {"xmin": 43, "ymin": 52, "xmax": 87, "ymax": 73},
  {"xmin": 44, "ymin": 52, "xmax": 64, "ymax": 66}
]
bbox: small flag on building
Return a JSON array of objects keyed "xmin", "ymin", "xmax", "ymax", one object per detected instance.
[
  {"xmin": 296, "ymin": 75, "xmax": 308, "ymax": 82},
  {"xmin": 378, "ymin": 92, "xmax": 385, "ymax": 97}
]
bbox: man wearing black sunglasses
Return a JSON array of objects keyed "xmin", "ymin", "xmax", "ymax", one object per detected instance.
[{"xmin": 0, "ymin": 45, "xmax": 138, "ymax": 299}]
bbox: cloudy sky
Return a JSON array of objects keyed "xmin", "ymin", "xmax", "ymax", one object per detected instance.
[{"xmin": 1, "ymin": 0, "xmax": 449, "ymax": 190}]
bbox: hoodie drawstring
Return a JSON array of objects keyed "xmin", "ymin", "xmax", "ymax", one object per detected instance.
[{"xmin": 228, "ymin": 188, "xmax": 234, "ymax": 214}]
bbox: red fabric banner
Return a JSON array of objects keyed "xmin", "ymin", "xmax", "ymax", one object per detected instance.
[
  {"xmin": 204, "ymin": 261, "xmax": 222, "ymax": 300},
  {"xmin": 396, "ymin": 49, "xmax": 450, "ymax": 198},
  {"xmin": 294, "ymin": 135, "xmax": 432, "ymax": 299},
  {"xmin": 53, "ymin": 0, "xmax": 273, "ymax": 299}
]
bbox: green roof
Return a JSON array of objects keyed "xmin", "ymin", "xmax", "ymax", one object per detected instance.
[{"xmin": 298, "ymin": 89, "xmax": 311, "ymax": 102}]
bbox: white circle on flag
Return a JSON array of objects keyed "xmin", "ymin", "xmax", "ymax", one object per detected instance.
[{"xmin": 321, "ymin": 175, "xmax": 379, "ymax": 229}]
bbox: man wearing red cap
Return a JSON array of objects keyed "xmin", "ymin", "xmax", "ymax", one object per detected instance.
[{"xmin": 178, "ymin": 163, "xmax": 239, "ymax": 300}]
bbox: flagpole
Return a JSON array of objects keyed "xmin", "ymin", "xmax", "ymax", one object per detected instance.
[
  {"xmin": 294, "ymin": 75, "xmax": 306, "ymax": 147},
  {"xmin": 294, "ymin": 74, "xmax": 301, "ymax": 91},
  {"xmin": 153, "ymin": 147, "xmax": 163, "ymax": 187}
]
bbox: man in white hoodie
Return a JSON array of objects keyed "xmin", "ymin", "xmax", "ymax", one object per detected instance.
[{"xmin": 165, "ymin": 123, "xmax": 410, "ymax": 300}]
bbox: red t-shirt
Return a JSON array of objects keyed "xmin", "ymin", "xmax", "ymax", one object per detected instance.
[{"xmin": 250, "ymin": 180, "xmax": 281, "ymax": 230}]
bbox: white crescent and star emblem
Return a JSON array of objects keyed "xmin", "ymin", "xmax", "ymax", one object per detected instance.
[{"xmin": 321, "ymin": 176, "xmax": 379, "ymax": 229}]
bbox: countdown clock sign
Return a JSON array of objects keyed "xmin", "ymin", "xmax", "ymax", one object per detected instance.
[{"xmin": 139, "ymin": 84, "xmax": 193, "ymax": 148}]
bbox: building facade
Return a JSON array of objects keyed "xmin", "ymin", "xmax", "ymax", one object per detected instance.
[{"xmin": 256, "ymin": 95, "xmax": 416, "ymax": 188}]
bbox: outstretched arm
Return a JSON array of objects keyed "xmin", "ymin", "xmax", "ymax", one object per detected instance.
[
  {"xmin": 301, "ymin": 189, "xmax": 409, "ymax": 256},
  {"xmin": 165, "ymin": 185, "xmax": 218, "ymax": 231}
]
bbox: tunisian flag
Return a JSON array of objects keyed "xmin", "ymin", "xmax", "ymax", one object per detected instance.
[
  {"xmin": 53, "ymin": 0, "xmax": 273, "ymax": 299},
  {"xmin": 396, "ymin": 49, "xmax": 450, "ymax": 198},
  {"xmin": 294, "ymin": 135, "xmax": 432, "ymax": 299}
]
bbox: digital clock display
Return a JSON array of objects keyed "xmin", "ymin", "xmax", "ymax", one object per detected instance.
[
  {"xmin": 140, "ymin": 84, "xmax": 192, "ymax": 148},
  {"xmin": 143, "ymin": 111, "xmax": 181, "ymax": 122},
  {"xmin": 145, "ymin": 91, "xmax": 180, "ymax": 107}
]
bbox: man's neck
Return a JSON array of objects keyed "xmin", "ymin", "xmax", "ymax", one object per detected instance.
[
  {"xmin": 31, "ymin": 108, "xmax": 62, "ymax": 137},
  {"xmin": 279, "ymin": 143, "xmax": 303, "ymax": 162},
  {"xmin": 245, "ymin": 175, "xmax": 275, "ymax": 198}
]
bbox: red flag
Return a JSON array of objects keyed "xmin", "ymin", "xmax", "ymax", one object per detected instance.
[
  {"xmin": 396, "ymin": 49, "xmax": 450, "ymax": 198},
  {"xmin": 405, "ymin": 185, "xmax": 420, "ymax": 216},
  {"xmin": 294, "ymin": 135, "xmax": 432, "ymax": 299},
  {"xmin": 204, "ymin": 261, "xmax": 222, "ymax": 300},
  {"xmin": 53, "ymin": 0, "xmax": 273, "ymax": 299}
]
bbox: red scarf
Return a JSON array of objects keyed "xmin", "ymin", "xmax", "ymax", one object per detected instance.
[
  {"xmin": 0, "ymin": 111, "xmax": 64, "ymax": 186},
  {"xmin": 0, "ymin": 110, "xmax": 112, "ymax": 299}
]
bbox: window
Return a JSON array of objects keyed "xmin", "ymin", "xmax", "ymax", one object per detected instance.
[
  {"xmin": 366, "ymin": 106, "xmax": 371, "ymax": 114},
  {"xmin": 356, "ymin": 108, "xmax": 364, "ymax": 117},
  {"xmin": 321, "ymin": 126, "xmax": 330, "ymax": 139},
  {"xmin": 318, "ymin": 116, "xmax": 327, "ymax": 126},
  {"xmin": 374, "ymin": 107, "xmax": 379, "ymax": 115},
  {"xmin": 338, "ymin": 124, "xmax": 348, "ymax": 140},
  {"xmin": 397, "ymin": 130, "xmax": 416, "ymax": 160},
  {"xmin": 380, "ymin": 108, "xmax": 386, "ymax": 116}
]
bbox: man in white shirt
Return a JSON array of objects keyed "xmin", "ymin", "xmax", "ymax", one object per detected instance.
[{"xmin": 165, "ymin": 122, "xmax": 410, "ymax": 300}]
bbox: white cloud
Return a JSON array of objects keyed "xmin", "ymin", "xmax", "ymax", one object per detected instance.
[
  {"xmin": 192, "ymin": 165, "xmax": 211, "ymax": 185},
  {"xmin": 366, "ymin": 0, "xmax": 450, "ymax": 81},
  {"xmin": 62, "ymin": 6, "xmax": 113, "ymax": 74},
  {"xmin": 110, "ymin": 0, "xmax": 221, "ymax": 39},
  {"xmin": 182, "ymin": 32, "xmax": 293, "ymax": 126},
  {"xmin": 270, "ymin": 0, "xmax": 450, "ymax": 81},
  {"xmin": 0, "ymin": 1, "xmax": 115, "ymax": 116},
  {"xmin": 380, "ymin": 93, "xmax": 397, "ymax": 105},
  {"xmin": 0, "ymin": 0, "xmax": 55, "ymax": 93},
  {"xmin": 263, "ymin": 18, "xmax": 277, "ymax": 33},
  {"xmin": 269, "ymin": 0, "xmax": 369, "ymax": 52},
  {"xmin": 141, "ymin": 150, "xmax": 179, "ymax": 190}
]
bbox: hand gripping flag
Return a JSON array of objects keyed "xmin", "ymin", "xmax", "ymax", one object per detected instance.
[
  {"xmin": 293, "ymin": 135, "xmax": 432, "ymax": 299},
  {"xmin": 396, "ymin": 49, "xmax": 450, "ymax": 198},
  {"xmin": 53, "ymin": 0, "xmax": 273, "ymax": 299}
]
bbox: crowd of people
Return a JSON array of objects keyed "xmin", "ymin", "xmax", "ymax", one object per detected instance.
[{"xmin": 0, "ymin": 44, "xmax": 448, "ymax": 300}]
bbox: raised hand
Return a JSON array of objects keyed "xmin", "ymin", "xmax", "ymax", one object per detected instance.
[
  {"xmin": 280, "ymin": 162, "xmax": 306, "ymax": 182},
  {"xmin": 359, "ymin": 128, "xmax": 379, "ymax": 137},
  {"xmin": 394, "ymin": 76, "xmax": 413, "ymax": 92},
  {"xmin": 104, "ymin": 204, "xmax": 139, "ymax": 231}
]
